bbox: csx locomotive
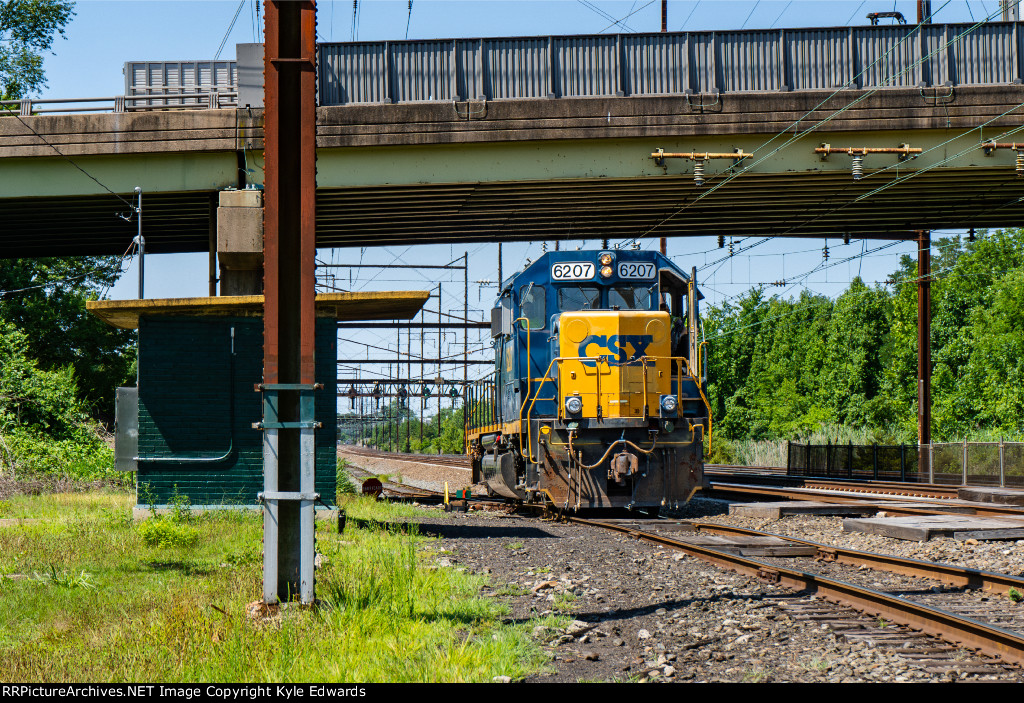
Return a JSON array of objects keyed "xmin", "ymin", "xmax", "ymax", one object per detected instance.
[{"xmin": 465, "ymin": 249, "xmax": 710, "ymax": 513}]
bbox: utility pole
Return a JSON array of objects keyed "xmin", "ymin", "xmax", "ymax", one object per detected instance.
[
  {"xmin": 917, "ymin": 230, "xmax": 931, "ymax": 448},
  {"xmin": 463, "ymin": 252, "xmax": 469, "ymax": 454},
  {"xmin": 918, "ymin": 0, "xmax": 933, "ymax": 455},
  {"xmin": 660, "ymin": 0, "xmax": 668, "ymax": 258}
]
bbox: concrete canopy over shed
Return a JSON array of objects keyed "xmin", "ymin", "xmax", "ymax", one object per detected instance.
[{"xmin": 86, "ymin": 290, "xmax": 430, "ymax": 329}]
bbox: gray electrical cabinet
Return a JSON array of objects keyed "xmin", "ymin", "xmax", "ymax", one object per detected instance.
[{"xmin": 114, "ymin": 387, "xmax": 138, "ymax": 473}]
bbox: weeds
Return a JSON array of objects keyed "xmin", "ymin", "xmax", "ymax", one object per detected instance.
[
  {"xmin": 1010, "ymin": 587, "xmax": 1023, "ymax": 603},
  {"xmin": 0, "ymin": 491, "xmax": 552, "ymax": 682},
  {"xmin": 495, "ymin": 584, "xmax": 530, "ymax": 597},
  {"xmin": 553, "ymin": 591, "xmax": 576, "ymax": 612},
  {"xmin": 32, "ymin": 564, "xmax": 96, "ymax": 589},
  {"xmin": 801, "ymin": 656, "xmax": 831, "ymax": 674},
  {"xmin": 505, "ymin": 542, "xmax": 524, "ymax": 550},
  {"xmin": 137, "ymin": 518, "xmax": 200, "ymax": 548},
  {"xmin": 137, "ymin": 484, "xmax": 199, "ymax": 548}
]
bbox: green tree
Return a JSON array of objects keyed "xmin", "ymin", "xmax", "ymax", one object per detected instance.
[
  {"xmin": 0, "ymin": 256, "xmax": 136, "ymax": 419},
  {"xmin": 0, "ymin": 0, "xmax": 75, "ymax": 100}
]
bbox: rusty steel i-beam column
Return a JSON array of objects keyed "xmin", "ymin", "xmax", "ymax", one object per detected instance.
[
  {"xmin": 917, "ymin": 230, "xmax": 932, "ymax": 449},
  {"xmin": 262, "ymin": 0, "xmax": 318, "ymax": 605}
]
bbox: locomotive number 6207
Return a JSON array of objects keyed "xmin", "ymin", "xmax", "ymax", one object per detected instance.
[
  {"xmin": 551, "ymin": 262, "xmax": 595, "ymax": 280},
  {"xmin": 617, "ymin": 262, "xmax": 657, "ymax": 279}
]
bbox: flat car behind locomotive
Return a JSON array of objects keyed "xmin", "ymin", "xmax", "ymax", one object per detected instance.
[{"xmin": 465, "ymin": 249, "xmax": 710, "ymax": 513}]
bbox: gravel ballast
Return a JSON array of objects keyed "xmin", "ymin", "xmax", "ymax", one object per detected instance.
[
  {"xmin": 403, "ymin": 507, "xmax": 1024, "ymax": 683},
  {"xmin": 341, "ymin": 454, "xmax": 1024, "ymax": 682}
]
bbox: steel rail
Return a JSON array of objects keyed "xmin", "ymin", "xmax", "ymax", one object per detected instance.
[
  {"xmin": 704, "ymin": 480, "xmax": 1024, "ymax": 518},
  {"xmin": 688, "ymin": 521, "xmax": 1024, "ymax": 594},
  {"xmin": 572, "ymin": 516, "xmax": 1024, "ymax": 667},
  {"xmin": 704, "ymin": 469, "xmax": 964, "ymax": 499}
]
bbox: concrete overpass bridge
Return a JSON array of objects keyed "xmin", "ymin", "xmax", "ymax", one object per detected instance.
[{"xmin": 3, "ymin": 21, "xmax": 1024, "ymax": 259}]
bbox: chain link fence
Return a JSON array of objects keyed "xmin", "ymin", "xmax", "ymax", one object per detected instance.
[{"xmin": 787, "ymin": 440, "xmax": 1024, "ymax": 487}]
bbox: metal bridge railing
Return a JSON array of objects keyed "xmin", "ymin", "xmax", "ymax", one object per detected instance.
[
  {"xmin": 315, "ymin": 21, "xmax": 1024, "ymax": 105},
  {"xmin": 0, "ymin": 90, "xmax": 238, "ymax": 116}
]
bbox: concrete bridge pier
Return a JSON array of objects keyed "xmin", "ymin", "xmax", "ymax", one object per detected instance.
[{"xmin": 216, "ymin": 188, "xmax": 264, "ymax": 295}]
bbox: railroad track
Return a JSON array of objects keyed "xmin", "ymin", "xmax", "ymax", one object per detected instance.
[
  {"xmin": 574, "ymin": 516, "xmax": 1024, "ymax": 672},
  {"xmin": 338, "ymin": 448, "xmax": 1024, "ymax": 676},
  {"xmin": 340, "ymin": 446, "xmax": 471, "ymax": 470},
  {"xmin": 341, "ymin": 458, "xmax": 442, "ymax": 502},
  {"xmin": 704, "ymin": 478, "xmax": 1024, "ymax": 518}
]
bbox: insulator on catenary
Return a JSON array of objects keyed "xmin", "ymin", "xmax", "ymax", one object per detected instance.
[
  {"xmin": 1016, "ymin": 150, "xmax": 1024, "ymax": 177},
  {"xmin": 851, "ymin": 154, "xmax": 864, "ymax": 180},
  {"xmin": 717, "ymin": 235, "xmax": 725, "ymax": 249},
  {"xmin": 843, "ymin": 233, "xmax": 850, "ymax": 245},
  {"xmin": 602, "ymin": 239, "xmax": 609, "ymax": 249},
  {"xmin": 823, "ymin": 245, "xmax": 830, "ymax": 260},
  {"xmin": 693, "ymin": 159, "xmax": 706, "ymax": 187},
  {"xmin": 728, "ymin": 239, "xmax": 734, "ymax": 256}
]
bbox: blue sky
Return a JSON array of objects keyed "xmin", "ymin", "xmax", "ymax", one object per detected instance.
[{"xmin": 30, "ymin": 1, "xmax": 1004, "ymax": 400}]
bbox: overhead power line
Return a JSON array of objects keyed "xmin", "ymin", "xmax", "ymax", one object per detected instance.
[
  {"xmin": 626, "ymin": 0, "xmax": 1013, "ymax": 246},
  {"xmin": 578, "ymin": 0, "xmax": 638, "ymax": 32},
  {"xmin": 215, "ymin": 0, "xmax": 246, "ymax": 60},
  {"xmin": 598, "ymin": 0, "xmax": 657, "ymax": 33}
]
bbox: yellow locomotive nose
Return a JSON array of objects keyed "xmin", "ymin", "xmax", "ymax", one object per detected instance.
[{"xmin": 557, "ymin": 310, "xmax": 672, "ymax": 419}]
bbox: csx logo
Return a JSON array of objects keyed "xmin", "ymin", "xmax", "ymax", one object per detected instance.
[{"xmin": 578, "ymin": 335, "xmax": 653, "ymax": 367}]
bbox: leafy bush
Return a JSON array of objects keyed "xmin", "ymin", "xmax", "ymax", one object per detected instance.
[
  {"xmin": 137, "ymin": 518, "xmax": 199, "ymax": 549},
  {"xmin": 336, "ymin": 460, "xmax": 357, "ymax": 501},
  {"xmin": 1, "ymin": 426, "xmax": 124, "ymax": 483},
  {"xmin": 137, "ymin": 484, "xmax": 199, "ymax": 548}
]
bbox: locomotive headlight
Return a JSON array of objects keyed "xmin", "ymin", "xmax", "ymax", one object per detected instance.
[
  {"xmin": 600, "ymin": 265, "xmax": 613, "ymax": 278},
  {"xmin": 660, "ymin": 395, "xmax": 678, "ymax": 414},
  {"xmin": 598, "ymin": 253, "xmax": 614, "ymax": 266},
  {"xmin": 565, "ymin": 396, "xmax": 583, "ymax": 415}
]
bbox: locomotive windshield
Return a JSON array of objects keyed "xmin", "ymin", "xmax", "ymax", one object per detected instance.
[
  {"xmin": 609, "ymin": 285, "xmax": 655, "ymax": 310},
  {"xmin": 558, "ymin": 286, "xmax": 600, "ymax": 311}
]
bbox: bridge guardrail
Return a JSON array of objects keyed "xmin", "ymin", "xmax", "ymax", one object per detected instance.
[
  {"xmin": 312, "ymin": 22, "xmax": 1024, "ymax": 105},
  {"xmin": 0, "ymin": 91, "xmax": 238, "ymax": 116}
]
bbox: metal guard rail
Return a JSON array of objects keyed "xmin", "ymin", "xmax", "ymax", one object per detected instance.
[
  {"xmin": 316, "ymin": 21, "xmax": 1024, "ymax": 105},
  {"xmin": 0, "ymin": 90, "xmax": 239, "ymax": 116}
]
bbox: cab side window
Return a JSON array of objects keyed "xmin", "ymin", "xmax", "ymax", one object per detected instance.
[{"xmin": 519, "ymin": 285, "xmax": 546, "ymax": 330}]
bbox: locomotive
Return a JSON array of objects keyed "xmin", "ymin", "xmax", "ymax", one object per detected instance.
[{"xmin": 465, "ymin": 248, "xmax": 710, "ymax": 513}]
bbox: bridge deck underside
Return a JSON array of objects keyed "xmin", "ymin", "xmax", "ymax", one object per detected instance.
[{"xmin": 2, "ymin": 167, "xmax": 1021, "ymax": 257}]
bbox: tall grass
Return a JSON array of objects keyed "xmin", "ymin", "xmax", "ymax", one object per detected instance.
[{"xmin": 0, "ymin": 492, "xmax": 550, "ymax": 682}]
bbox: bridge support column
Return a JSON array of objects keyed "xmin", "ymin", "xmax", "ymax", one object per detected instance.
[
  {"xmin": 217, "ymin": 188, "xmax": 264, "ymax": 295},
  {"xmin": 917, "ymin": 230, "xmax": 931, "ymax": 450}
]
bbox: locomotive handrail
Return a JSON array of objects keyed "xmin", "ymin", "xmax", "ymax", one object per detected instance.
[
  {"xmin": 513, "ymin": 316, "xmax": 534, "ymax": 461},
  {"xmin": 521, "ymin": 353, "xmax": 713, "ymax": 464}
]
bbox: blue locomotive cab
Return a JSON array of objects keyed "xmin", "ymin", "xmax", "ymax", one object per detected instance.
[{"xmin": 465, "ymin": 249, "xmax": 709, "ymax": 512}]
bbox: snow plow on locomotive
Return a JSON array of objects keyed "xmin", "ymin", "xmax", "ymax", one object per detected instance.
[{"xmin": 465, "ymin": 249, "xmax": 710, "ymax": 513}]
